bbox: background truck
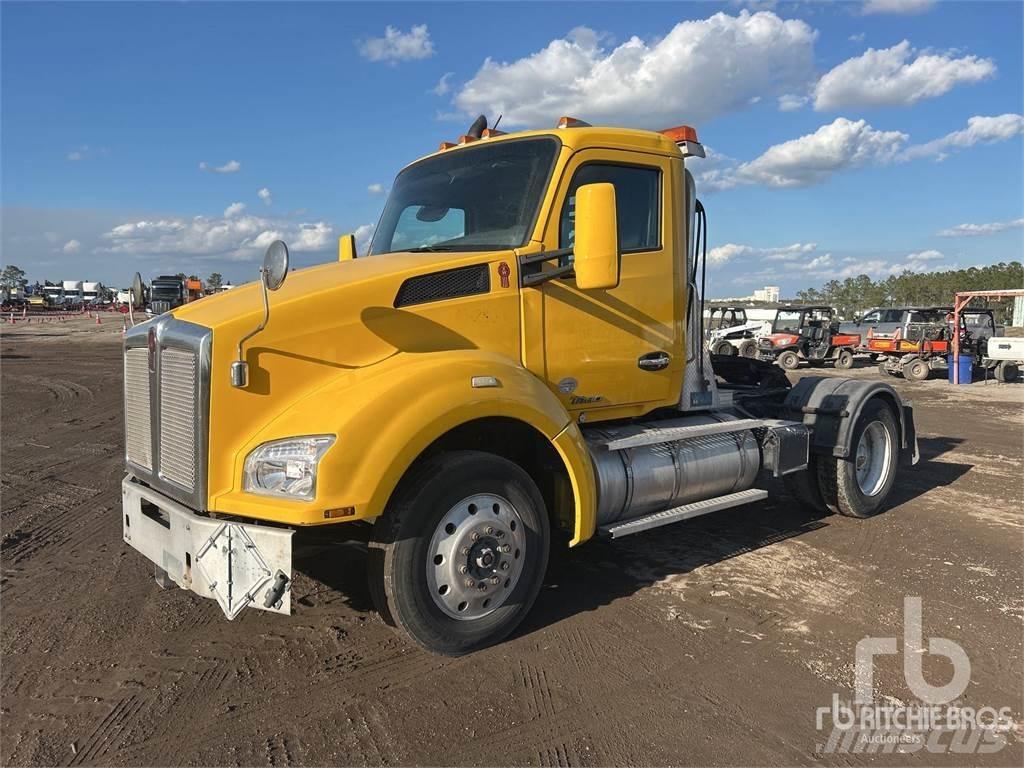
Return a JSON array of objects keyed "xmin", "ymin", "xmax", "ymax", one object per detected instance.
[
  {"xmin": 148, "ymin": 275, "xmax": 187, "ymax": 314},
  {"xmin": 877, "ymin": 308, "xmax": 1000, "ymax": 381},
  {"xmin": 121, "ymin": 115, "xmax": 917, "ymax": 655}
]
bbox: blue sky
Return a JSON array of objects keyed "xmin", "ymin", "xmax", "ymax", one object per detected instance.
[{"xmin": 2, "ymin": 0, "xmax": 1022, "ymax": 296}]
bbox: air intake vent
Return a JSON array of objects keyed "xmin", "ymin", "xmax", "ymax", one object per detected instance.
[
  {"xmin": 124, "ymin": 348, "xmax": 152, "ymax": 470},
  {"xmin": 394, "ymin": 264, "xmax": 490, "ymax": 308}
]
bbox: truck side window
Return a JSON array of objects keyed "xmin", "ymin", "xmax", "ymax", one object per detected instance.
[
  {"xmin": 559, "ymin": 164, "xmax": 660, "ymax": 253},
  {"xmin": 861, "ymin": 311, "xmax": 880, "ymax": 324}
]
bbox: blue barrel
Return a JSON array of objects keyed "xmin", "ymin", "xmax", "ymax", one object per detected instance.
[{"xmin": 947, "ymin": 354, "xmax": 973, "ymax": 384}]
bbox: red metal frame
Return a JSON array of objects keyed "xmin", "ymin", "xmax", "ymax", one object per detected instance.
[{"xmin": 951, "ymin": 289, "xmax": 1024, "ymax": 384}]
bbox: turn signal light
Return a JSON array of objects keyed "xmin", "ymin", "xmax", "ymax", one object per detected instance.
[
  {"xmin": 660, "ymin": 125, "xmax": 699, "ymax": 144},
  {"xmin": 323, "ymin": 506, "xmax": 356, "ymax": 520}
]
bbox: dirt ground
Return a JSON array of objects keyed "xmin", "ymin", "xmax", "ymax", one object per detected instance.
[{"xmin": 2, "ymin": 317, "xmax": 1022, "ymax": 767}]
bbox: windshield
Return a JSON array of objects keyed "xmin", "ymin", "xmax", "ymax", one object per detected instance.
[
  {"xmin": 369, "ymin": 137, "xmax": 559, "ymax": 255},
  {"xmin": 773, "ymin": 311, "xmax": 802, "ymax": 333}
]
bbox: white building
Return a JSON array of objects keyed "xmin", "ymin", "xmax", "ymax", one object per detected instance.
[{"xmin": 752, "ymin": 286, "xmax": 780, "ymax": 303}]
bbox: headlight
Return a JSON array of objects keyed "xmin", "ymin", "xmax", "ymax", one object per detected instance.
[{"xmin": 243, "ymin": 435, "xmax": 335, "ymax": 500}]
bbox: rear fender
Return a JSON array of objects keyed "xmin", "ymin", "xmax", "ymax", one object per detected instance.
[{"xmin": 784, "ymin": 377, "xmax": 918, "ymax": 465}]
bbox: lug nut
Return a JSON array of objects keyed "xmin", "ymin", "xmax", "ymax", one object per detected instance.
[
  {"xmin": 471, "ymin": 532, "xmax": 480, "ymax": 541},
  {"xmin": 501, "ymin": 562, "xmax": 510, "ymax": 570},
  {"xmin": 499, "ymin": 544, "xmax": 511, "ymax": 553},
  {"xmin": 477, "ymin": 582, "xmax": 488, "ymax": 591},
  {"xmin": 464, "ymin": 578, "xmax": 475, "ymax": 588},
  {"xmin": 495, "ymin": 530, "xmax": 504, "ymax": 538},
  {"xmin": 459, "ymin": 565, "xmax": 468, "ymax": 574},
  {"xmin": 489, "ymin": 576, "xmax": 500, "ymax": 585},
  {"xmin": 485, "ymin": 526, "xmax": 494, "ymax": 535},
  {"xmin": 461, "ymin": 547, "xmax": 471, "ymax": 556}
]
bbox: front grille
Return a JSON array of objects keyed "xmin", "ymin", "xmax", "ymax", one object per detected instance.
[
  {"xmin": 123, "ymin": 317, "xmax": 210, "ymax": 509},
  {"xmin": 159, "ymin": 348, "xmax": 198, "ymax": 488},
  {"xmin": 124, "ymin": 348, "xmax": 152, "ymax": 470}
]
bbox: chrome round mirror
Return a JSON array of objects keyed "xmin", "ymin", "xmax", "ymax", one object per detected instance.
[
  {"xmin": 262, "ymin": 240, "xmax": 289, "ymax": 291},
  {"xmin": 131, "ymin": 272, "xmax": 145, "ymax": 309}
]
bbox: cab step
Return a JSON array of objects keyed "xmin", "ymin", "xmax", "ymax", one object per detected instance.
[
  {"xmin": 598, "ymin": 488, "xmax": 769, "ymax": 539},
  {"xmin": 599, "ymin": 418, "xmax": 765, "ymax": 451}
]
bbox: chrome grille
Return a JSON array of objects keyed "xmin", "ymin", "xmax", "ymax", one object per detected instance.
[
  {"xmin": 159, "ymin": 348, "xmax": 198, "ymax": 488},
  {"xmin": 124, "ymin": 348, "xmax": 152, "ymax": 470}
]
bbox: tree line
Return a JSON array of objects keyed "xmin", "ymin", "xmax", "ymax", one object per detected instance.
[{"xmin": 794, "ymin": 262, "xmax": 1023, "ymax": 322}]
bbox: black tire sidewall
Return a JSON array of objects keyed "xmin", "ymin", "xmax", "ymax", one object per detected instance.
[
  {"xmin": 831, "ymin": 400, "xmax": 899, "ymax": 517},
  {"xmin": 835, "ymin": 349, "xmax": 853, "ymax": 369},
  {"xmin": 738, "ymin": 340, "xmax": 757, "ymax": 358},
  {"xmin": 779, "ymin": 350, "xmax": 799, "ymax": 370},
  {"xmin": 381, "ymin": 451, "xmax": 550, "ymax": 655}
]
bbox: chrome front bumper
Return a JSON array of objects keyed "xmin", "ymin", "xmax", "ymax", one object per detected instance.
[{"xmin": 121, "ymin": 476, "xmax": 293, "ymax": 619}]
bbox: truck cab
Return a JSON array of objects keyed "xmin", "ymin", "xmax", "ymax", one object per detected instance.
[{"xmin": 121, "ymin": 117, "xmax": 917, "ymax": 655}]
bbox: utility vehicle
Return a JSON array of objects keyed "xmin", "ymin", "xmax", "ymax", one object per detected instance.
[
  {"xmin": 705, "ymin": 305, "xmax": 769, "ymax": 357},
  {"xmin": 757, "ymin": 306, "xmax": 860, "ymax": 371}
]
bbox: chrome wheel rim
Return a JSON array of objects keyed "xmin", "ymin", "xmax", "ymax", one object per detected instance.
[
  {"xmin": 426, "ymin": 494, "xmax": 526, "ymax": 620},
  {"xmin": 855, "ymin": 421, "xmax": 892, "ymax": 496}
]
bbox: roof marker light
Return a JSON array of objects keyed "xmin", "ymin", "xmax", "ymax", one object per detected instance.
[
  {"xmin": 457, "ymin": 134, "xmax": 478, "ymax": 145},
  {"xmin": 481, "ymin": 128, "xmax": 506, "ymax": 139},
  {"xmin": 660, "ymin": 125, "xmax": 706, "ymax": 158},
  {"xmin": 557, "ymin": 116, "xmax": 592, "ymax": 129},
  {"xmin": 438, "ymin": 141, "xmax": 457, "ymax": 151}
]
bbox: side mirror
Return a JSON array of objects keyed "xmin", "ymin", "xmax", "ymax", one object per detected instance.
[
  {"xmin": 573, "ymin": 183, "xmax": 619, "ymax": 290},
  {"xmin": 338, "ymin": 234, "xmax": 357, "ymax": 262},
  {"xmin": 262, "ymin": 240, "xmax": 289, "ymax": 291}
]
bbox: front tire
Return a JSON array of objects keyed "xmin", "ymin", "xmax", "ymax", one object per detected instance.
[
  {"xmin": 903, "ymin": 357, "xmax": 930, "ymax": 381},
  {"xmin": 368, "ymin": 451, "xmax": 550, "ymax": 656},
  {"xmin": 816, "ymin": 399, "xmax": 899, "ymax": 518},
  {"xmin": 737, "ymin": 339, "xmax": 758, "ymax": 358},
  {"xmin": 996, "ymin": 361, "xmax": 1019, "ymax": 383},
  {"xmin": 713, "ymin": 340, "xmax": 735, "ymax": 356},
  {"xmin": 777, "ymin": 350, "xmax": 800, "ymax": 370}
]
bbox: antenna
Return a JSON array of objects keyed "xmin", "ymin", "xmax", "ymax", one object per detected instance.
[{"xmin": 493, "ymin": 114, "xmax": 503, "ymax": 131}]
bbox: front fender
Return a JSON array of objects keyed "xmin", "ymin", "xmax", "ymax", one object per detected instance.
[{"xmin": 212, "ymin": 351, "xmax": 597, "ymax": 541}]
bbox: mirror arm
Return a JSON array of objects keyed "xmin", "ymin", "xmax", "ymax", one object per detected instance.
[
  {"xmin": 518, "ymin": 247, "xmax": 574, "ymax": 287},
  {"xmin": 231, "ymin": 269, "xmax": 270, "ymax": 387}
]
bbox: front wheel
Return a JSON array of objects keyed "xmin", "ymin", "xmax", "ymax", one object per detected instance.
[
  {"xmin": 816, "ymin": 399, "xmax": 899, "ymax": 518},
  {"xmin": 368, "ymin": 451, "xmax": 550, "ymax": 656},
  {"xmin": 777, "ymin": 350, "xmax": 800, "ymax": 370},
  {"xmin": 903, "ymin": 357, "xmax": 930, "ymax": 381},
  {"xmin": 713, "ymin": 340, "xmax": 735, "ymax": 356},
  {"xmin": 737, "ymin": 339, "xmax": 758, "ymax": 358},
  {"xmin": 996, "ymin": 361, "xmax": 1019, "ymax": 383}
]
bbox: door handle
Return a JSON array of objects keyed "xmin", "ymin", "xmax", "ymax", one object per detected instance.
[{"xmin": 638, "ymin": 352, "xmax": 670, "ymax": 371}]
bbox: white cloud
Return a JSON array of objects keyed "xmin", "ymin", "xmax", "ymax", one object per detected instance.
[
  {"xmin": 67, "ymin": 150, "xmax": 84, "ymax": 161},
  {"xmin": 353, "ymin": 223, "xmax": 376, "ymax": 254},
  {"xmin": 367, "ymin": 183, "xmax": 385, "ymax": 195},
  {"xmin": 861, "ymin": 0, "xmax": 935, "ymax": 15},
  {"xmin": 814, "ymin": 41, "xmax": 995, "ymax": 111},
  {"xmin": 102, "ymin": 213, "xmax": 333, "ymax": 261},
  {"xmin": 66, "ymin": 145, "xmax": 106, "ymax": 162},
  {"xmin": 199, "ymin": 160, "xmax": 241, "ymax": 174},
  {"xmin": 777, "ymin": 93, "xmax": 808, "ymax": 111},
  {"xmin": 432, "ymin": 72, "xmax": 454, "ymax": 96},
  {"xmin": 62, "ymin": 239, "xmax": 81, "ymax": 254},
  {"xmin": 900, "ymin": 114, "xmax": 1024, "ymax": 162},
  {"xmin": 224, "ymin": 202, "xmax": 246, "ymax": 218},
  {"xmin": 837, "ymin": 250, "xmax": 946, "ymax": 278},
  {"xmin": 454, "ymin": 12, "xmax": 817, "ymax": 128},
  {"xmin": 708, "ymin": 242, "xmax": 817, "ymax": 266},
  {"xmin": 731, "ymin": 117, "xmax": 907, "ymax": 188},
  {"xmin": 359, "ymin": 25, "xmax": 435, "ymax": 63},
  {"xmin": 257, "ymin": 187, "xmax": 272, "ymax": 205},
  {"xmin": 849, "ymin": 33, "xmax": 866, "ymax": 43},
  {"xmin": 938, "ymin": 218, "xmax": 1024, "ymax": 238}
]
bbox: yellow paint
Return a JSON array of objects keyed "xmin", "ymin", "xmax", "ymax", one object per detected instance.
[
  {"xmin": 338, "ymin": 234, "xmax": 357, "ymax": 262},
  {"xmin": 168, "ymin": 126, "xmax": 692, "ymax": 546}
]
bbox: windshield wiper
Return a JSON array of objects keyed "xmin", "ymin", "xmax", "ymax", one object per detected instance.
[{"xmin": 407, "ymin": 245, "xmax": 455, "ymax": 252}]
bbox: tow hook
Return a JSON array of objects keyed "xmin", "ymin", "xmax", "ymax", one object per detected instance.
[{"xmin": 263, "ymin": 570, "xmax": 291, "ymax": 609}]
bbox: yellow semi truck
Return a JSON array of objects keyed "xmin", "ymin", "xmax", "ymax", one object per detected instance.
[{"xmin": 121, "ymin": 116, "xmax": 917, "ymax": 655}]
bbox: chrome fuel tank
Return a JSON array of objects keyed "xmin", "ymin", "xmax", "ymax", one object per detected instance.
[{"xmin": 585, "ymin": 414, "xmax": 761, "ymax": 525}]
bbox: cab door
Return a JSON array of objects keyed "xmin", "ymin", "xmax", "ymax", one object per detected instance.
[{"xmin": 521, "ymin": 149, "xmax": 682, "ymax": 417}]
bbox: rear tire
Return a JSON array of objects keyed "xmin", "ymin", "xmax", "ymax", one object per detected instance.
[
  {"xmin": 816, "ymin": 399, "xmax": 899, "ymax": 518},
  {"xmin": 996, "ymin": 361, "xmax": 1019, "ymax": 383},
  {"xmin": 713, "ymin": 340, "xmax": 735, "ymax": 356},
  {"xmin": 368, "ymin": 450, "xmax": 550, "ymax": 656},
  {"xmin": 777, "ymin": 350, "xmax": 800, "ymax": 370},
  {"xmin": 737, "ymin": 339, "xmax": 758, "ymax": 358},
  {"xmin": 834, "ymin": 349, "xmax": 854, "ymax": 369},
  {"xmin": 903, "ymin": 357, "xmax": 930, "ymax": 381}
]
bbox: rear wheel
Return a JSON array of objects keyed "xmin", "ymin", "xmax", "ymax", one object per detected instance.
[
  {"xmin": 903, "ymin": 357, "xmax": 930, "ymax": 381},
  {"xmin": 816, "ymin": 399, "xmax": 899, "ymax": 518},
  {"xmin": 777, "ymin": 350, "xmax": 800, "ymax": 370},
  {"xmin": 713, "ymin": 340, "xmax": 735, "ymax": 356},
  {"xmin": 834, "ymin": 348, "xmax": 854, "ymax": 369},
  {"xmin": 996, "ymin": 361, "xmax": 1019, "ymax": 383},
  {"xmin": 737, "ymin": 339, "xmax": 758, "ymax": 358},
  {"xmin": 368, "ymin": 450, "xmax": 550, "ymax": 656}
]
